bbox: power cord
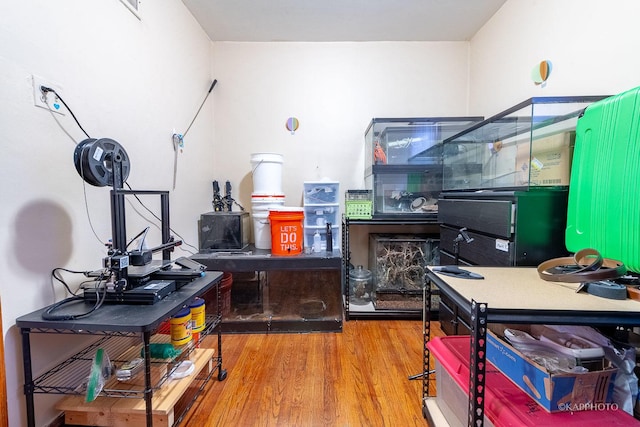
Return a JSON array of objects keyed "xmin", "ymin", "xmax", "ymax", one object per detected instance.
[
  {"xmin": 124, "ymin": 182, "xmax": 199, "ymax": 254},
  {"xmin": 51, "ymin": 267, "xmax": 97, "ymax": 297},
  {"xmin": 38, "ymin": 86, "xmax": 107, "ymax": 248},
  {"xmin": 42, "ymin": 270, "xmax": 109, "ymax": 321},
  {"xmin": 39, "ymin": 86, "xmax": 197, "ymax": 255},
  {"xmin": 40, "ymin": 86, "xmax": 91, "ymax": 139},
  {"xmin": 172, "ymin": 79, "xmax": 218, "ymax": 190}
]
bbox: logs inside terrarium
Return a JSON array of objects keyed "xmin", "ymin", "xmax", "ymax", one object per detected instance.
[{"xmin": 369, "ymin": 234, "xmax": 439, "ymax": 310}]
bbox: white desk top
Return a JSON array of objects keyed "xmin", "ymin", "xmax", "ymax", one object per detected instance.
[{"xmin": 430, "ymin": 266, "xmax": 640, "ymax": 314}]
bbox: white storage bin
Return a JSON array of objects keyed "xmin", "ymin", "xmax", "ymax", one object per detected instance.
[
  {"xmin": 304, "ymin": 225, "xmax": 340, "ymax": 252},
  {"xmin": 303, "ymin": 181, "xmax": 340, "ymax": 204},
  {"xmin": 304, "ymin": 203, "xmax": 340, "ymax": 227}
]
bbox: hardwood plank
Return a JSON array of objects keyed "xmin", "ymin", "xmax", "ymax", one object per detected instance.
[{"xmin": 182, "ymin": 320, "xmax": 445, "ymax": 426}]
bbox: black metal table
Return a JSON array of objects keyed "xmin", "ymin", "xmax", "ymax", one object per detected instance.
[
  {"xmin": 16, "ymin": 271, "xmax": 223, "ymax": 427},
  {"xmin": 342, "ymin": 216, "xmax": 440, "ymax": 320},
  {"xmin": 192, "ymin": 247, "xmax": 343, "ymax": 333}
]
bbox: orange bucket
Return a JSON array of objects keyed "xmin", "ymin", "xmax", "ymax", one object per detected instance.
[{"xmin": 269, "ymin": 208, "xmax": 304, "ymax": 255}]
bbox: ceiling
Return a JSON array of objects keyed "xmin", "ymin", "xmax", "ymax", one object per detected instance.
[{"xmin": 181, "ymin": 0, "xmax": 507, "ymax": 42}]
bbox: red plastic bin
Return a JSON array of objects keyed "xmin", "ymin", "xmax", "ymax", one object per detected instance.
[{"xmin": 427, "ymin": 336, "xmax": 639, "ymax": 426}]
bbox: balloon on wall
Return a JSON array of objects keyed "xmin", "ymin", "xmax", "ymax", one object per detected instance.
[
  {"xmin": 286, "ymin": 117, "xmax": 299, "ymax": 135},
  {"xmin": 531, "ymin": 60, "xmax": 552, "ymax": 87}
]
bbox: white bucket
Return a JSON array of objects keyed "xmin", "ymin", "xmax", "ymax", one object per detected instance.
[
  {"xmin": 250, "ymin": 153, "xmax": 283, "ymax": 194},
  {"xmin": 251, "ymin": 193, "xmax": 286, "ymax": 250},
  {"xmin": 251, "ymin": 194, "xmax": 286, "ymax": 207},
  {"xmin": 252, "ymin": 211, "xmax": 272, "ymax": 249}
]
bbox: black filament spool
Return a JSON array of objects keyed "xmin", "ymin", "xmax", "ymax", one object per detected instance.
[{"xmin": 74, "ymin": 138, "xmax": 130, "ymax": 187}]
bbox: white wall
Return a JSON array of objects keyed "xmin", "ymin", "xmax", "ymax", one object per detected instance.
[
  {"xmin": 469, "ymin": 0, "xmax": 640, "ymax": 116},
  {"xmin": 0, "ymin": 6, "xmax": 472, "ymax": 426},
  {"xmin": 210, "ymin": 42, "xmax": 471, "ymax": 210},
  {"xmin": 0, "ymin": 1, "xmax": 213, "ymax": 425},
  {"xmin": 5, "ymin": 1, "xmax": 640, "ymax": 425}
]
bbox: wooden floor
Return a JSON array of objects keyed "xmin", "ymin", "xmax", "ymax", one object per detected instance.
[{"xmin": 182, "ymin": 320, "xmax": 444, "ymax": 427}]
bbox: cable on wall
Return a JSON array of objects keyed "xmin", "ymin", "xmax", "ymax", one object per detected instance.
[{"xmin": 172, "ymin": 79, "xmax": 218, "ymax": 190}]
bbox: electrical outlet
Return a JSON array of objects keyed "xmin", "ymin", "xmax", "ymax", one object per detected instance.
[{"xmin": 32, "ymin": 75, "xmax": 65, "ymax": 115}]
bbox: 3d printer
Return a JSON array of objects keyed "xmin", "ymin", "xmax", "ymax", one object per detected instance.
[{"xmin": 74, "ymin": 137, "xmax": 206, "ymax": 304}]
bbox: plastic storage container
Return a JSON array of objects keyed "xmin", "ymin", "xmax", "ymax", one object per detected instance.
[
  {"xmin": 304, "ymin": 224, "xmax": 339, "ymax": 252},
  {"xmin": 302, "ymin": 180, "xmax": 340, "ymax": 251},
  {"xmin": 189, "ymin": 297, "xmax": 206, "ymax": 333},
  {"xmin": 304, "ymin": 203, "xmax": 339, "ymax": 227},
  {"xmin": 303, "ymin": 181, "xmax": 340, "ymax": 204},
  {"xmin": 345, "ymin": 189, "xmax": 373, "ymax": 219},
  {"xmin": 170, "ymin": 307, "xmax": 192, "ymax": 347}
]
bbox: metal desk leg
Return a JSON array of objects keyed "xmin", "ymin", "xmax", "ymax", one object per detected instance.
[
  {"xmin": 414, "ymin": 284, "xmax": 434, "ymax": 383},
  {"xmin": 343, "ymin": 216, "xmax": 350, "ymax": 321},
  {"xmin": 142, "ymin": 330, "xmax": 153, "ymax": 427},
  {"xmin": 262, "ymin": 271, "xmax": 270, "ymax": 317},
  {"xmin": 217, "ymin": 279, "xmax": 227, "ymax": 381},
  {"xmin": 468, "ymin": 300, "xmax": 487, "ymax": 427},
  {"xmin": 21, "ymin": 328, "xmax": 35, "ymax": 427},
  {"xmin": 421, "ymin": 285, "xmax": 432, "ymax": 389}
]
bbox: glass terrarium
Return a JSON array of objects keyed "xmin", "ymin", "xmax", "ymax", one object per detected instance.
[
  {"xmin": 364, "ymin": 117, "xmax": 482, "ymax": 217},
  {"xmin": 369, "ymin": 234, "xmax": 439, "ymax": 310},
  {"xmin": 442, "ymin": 96, "xmax": 608, "ymax": 192}
]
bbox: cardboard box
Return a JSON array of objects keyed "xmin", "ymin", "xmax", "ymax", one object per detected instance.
[
  {"xmin": 486, "ymin": 330, "xmax": 617, "ymax": 412},
  {"xmin": 515, "ymin": 131, "xmax": 575, "ymax": 187}
]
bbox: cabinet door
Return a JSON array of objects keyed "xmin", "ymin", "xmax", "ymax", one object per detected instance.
[
  {"xmin": 440, "ymin": 225, "xmax": 514, "ymax": 266},
  {"xmin": 438, "ymin": 198, "xmax": 514, "ymax": 238}
]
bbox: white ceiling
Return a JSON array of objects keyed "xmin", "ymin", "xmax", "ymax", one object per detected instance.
[{"xmin": 181, "ymin": 0, "xmax": 507, "ymax": 42}]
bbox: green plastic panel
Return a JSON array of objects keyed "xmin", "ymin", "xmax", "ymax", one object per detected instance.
[{"xmin": 565, "ymin": 87, "xmax": 640, "ymax": 272}]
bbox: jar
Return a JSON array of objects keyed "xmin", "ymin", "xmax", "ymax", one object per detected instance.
[
  {"xmin": 349, "ymin": 265, "xmax": 373, "ymax": 305},
  {"xmin": 170, "ymin": 307, "xmax": 192, "ymax": 347}
]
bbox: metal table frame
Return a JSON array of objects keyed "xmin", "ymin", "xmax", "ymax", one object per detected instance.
[
  {"xmin": 16, "ymin": 272, "xmax": 223, "ymax": 427},
  {"xmin": 423, "ymin": 266, "xmax": 640, "ymax": 427},
  {"xmin": 192, "ymin": 247, "xmax": 343, "ymax": 333}
]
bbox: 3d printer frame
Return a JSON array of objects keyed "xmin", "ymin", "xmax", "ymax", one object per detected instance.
[
  {"xmin": 74, "ymin": 137, "xmax": 185, "ymax": 298},
  {"xmin": 107, "ymin": 149, "xmax": 177, "ymax": 290},
  {"xmin": 111, "ymin": 189, "xmax": 173, "ymax": 261}
]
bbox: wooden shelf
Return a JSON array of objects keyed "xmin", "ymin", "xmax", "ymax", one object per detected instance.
[{"xmin": 57, "ymin": 348, "xmax": 215, "ymax": 427}]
